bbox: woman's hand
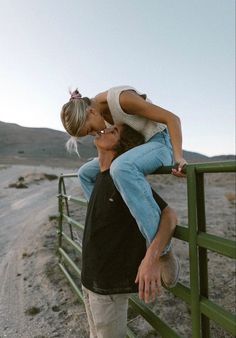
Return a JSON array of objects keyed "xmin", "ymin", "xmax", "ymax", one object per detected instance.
[{"xmin": 171, "ymin": 158, "xmax": 187, "ymax": 177}]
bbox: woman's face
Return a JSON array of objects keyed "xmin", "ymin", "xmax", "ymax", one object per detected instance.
[{"xmin": 78, "ymin": 109, "xmax": 107, "ymax": 137}]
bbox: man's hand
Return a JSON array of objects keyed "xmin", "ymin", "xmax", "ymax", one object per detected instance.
[{"xmin": 135, "ymin": 255, "xmax": 162, "ymax": 303}]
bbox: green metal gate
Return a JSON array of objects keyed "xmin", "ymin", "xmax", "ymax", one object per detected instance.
[{"xmin": 57, "ymin": 161, "xmax": 236, "ymax": 337}]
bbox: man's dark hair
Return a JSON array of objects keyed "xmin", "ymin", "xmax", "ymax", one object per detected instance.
[{"xmin": 113, "ymin": 124, "xmax": 145, "ymax": 158}]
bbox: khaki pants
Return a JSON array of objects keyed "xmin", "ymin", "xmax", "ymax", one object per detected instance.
[{"xmin": 82, "ymin": 286, "xmax": 130, "ymax": 338}]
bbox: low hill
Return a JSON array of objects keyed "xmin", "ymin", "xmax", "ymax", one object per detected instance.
[
  {"xmin": 0, "ymin": 121, "xmax": 96, "ymax": 167},
  {"xmin": 0, "ymin": 121, "xmax": 234, "ymax": 167}
]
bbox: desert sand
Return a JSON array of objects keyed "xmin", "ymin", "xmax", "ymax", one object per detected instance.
[{"xmin": 0, "ymin": 164, "xmax": 235, "ymax": 338}]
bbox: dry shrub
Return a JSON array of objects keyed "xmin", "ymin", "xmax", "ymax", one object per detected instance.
[{"xmin": 224, "ymin": 192, "xmax": 236, "ymax": 203}]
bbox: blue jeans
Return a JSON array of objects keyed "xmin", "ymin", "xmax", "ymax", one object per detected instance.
[{"xmin": 78, "ymin": 130, "xmax": 173, "ymax": 246}]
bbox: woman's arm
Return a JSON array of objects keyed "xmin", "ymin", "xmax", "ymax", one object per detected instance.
[{"xmin": 119, "ymin": 91, "xmax": 187, "ymax": 175}]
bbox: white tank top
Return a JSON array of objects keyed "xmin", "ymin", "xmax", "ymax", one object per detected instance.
[{"xmin": 107, "ymin": 86, "xmax": 166, "ymax": 141}]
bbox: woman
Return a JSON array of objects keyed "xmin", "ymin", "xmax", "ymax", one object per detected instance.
[{"xmin": 60, "ymin": 85, "xmax": 186, "ymax": 245}]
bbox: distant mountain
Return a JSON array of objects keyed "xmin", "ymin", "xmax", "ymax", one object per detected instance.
[
  {"xmin": 0, "ymin": 121, "xmax": 234, "ymax": 167},
  {"xmin": 0, "ymin": 121, "xmax": 97, "ymax": 167}
]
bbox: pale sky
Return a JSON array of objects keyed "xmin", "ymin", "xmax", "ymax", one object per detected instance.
[{"xmin": 0, "ymin": 0, "xmax": 235, "ymax": 156}]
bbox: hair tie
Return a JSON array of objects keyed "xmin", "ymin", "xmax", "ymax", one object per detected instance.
[{"xmin": 69, "ymin": 89, "xmax": 82, "ymax": 101}]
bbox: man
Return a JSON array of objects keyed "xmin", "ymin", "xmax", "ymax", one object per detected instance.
[{"xmin": 80, "ymin": 124, "xmax": 179, "ymax": 338}]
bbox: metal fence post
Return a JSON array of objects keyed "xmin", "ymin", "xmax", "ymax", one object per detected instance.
[
  {"xmin": 196, "ymin": 172, "xmax": 210, "ymax": 337},
  {"xmin": 58, "ymin": 175, "xmax": 63, "ymax": 250},
  {"xmin": 187, "ymin": 165, "xmax": 201, "ymax": 337}
]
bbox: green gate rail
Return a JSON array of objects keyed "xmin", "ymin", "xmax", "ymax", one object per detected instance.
[{"xmin": 57, "ymin": 161, "xmax": 236, "ymax": 337}]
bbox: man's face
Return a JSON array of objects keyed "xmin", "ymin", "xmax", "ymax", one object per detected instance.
[{"xmin": 94, "ymin": 125, "xmax": 123, "ymax": 151}]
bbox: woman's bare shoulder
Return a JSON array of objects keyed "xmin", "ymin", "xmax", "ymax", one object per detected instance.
[
  {"xmin": 119, "ymin": 90, "xmax": 147, "ymax": 114},
  {"xmin": 94, "ymin": 90, "xmax": 108, "ymax": 103}
]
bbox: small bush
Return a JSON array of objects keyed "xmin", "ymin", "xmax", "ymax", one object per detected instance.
[
  {"xmin": 22, "ymin": 252, "xmax": 33, "ymax": 258},
  {"xmin": 49, "ymin": 215, "xmax": 58, "ymax": 221},
  {"xmin": 44, "ymin": 174, "xmax": 58, "ymax": 181},
  {"xmin": 25, "ymin": 306, "xmax": 41, "ymax": 316},
  {"xmin": 225, "ymin": 192, "xmax": 236, "ymax": 203}
]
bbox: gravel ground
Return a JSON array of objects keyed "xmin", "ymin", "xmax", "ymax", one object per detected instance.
[{"xmin": 0, "ymin": 164, "xmax": 235, "ymax": 338}]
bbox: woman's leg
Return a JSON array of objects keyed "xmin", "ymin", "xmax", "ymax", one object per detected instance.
[
  {"xmin": 77, "ymin": 158, "xmax": 100, "ymax": 201},
  {"xmin": 110, "ymin": 131, "xmax": 173, "ymax": 245}
]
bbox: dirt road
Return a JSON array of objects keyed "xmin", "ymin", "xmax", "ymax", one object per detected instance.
[{"xmin": 0, "ymin": 165, "xmax": 88, "ymax": 338}]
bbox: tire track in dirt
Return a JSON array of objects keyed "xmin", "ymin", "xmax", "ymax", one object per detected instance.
[{"xmin": 0, "ymin": 166, "xmax": 65, "ymax": 337}]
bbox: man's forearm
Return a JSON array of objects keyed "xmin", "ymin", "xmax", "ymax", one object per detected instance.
[
  {"xmin": 145, "ymin": 206, "xmax": 177, "ymax": 262},
  {"xmin": 135, "ymin": 206, "xmax": 177, "ymax": 302}
]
